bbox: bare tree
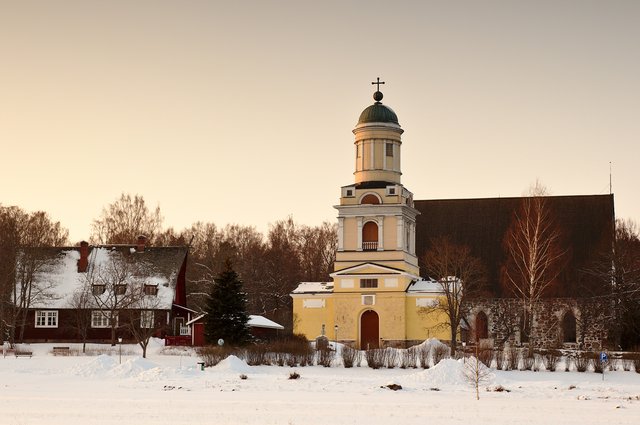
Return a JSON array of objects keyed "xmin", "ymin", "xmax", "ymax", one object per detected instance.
[
  {"xmin": 67, "ymin": 285, "xmax": 93, "ymax": 353},
  {"xmin": 298, "ymin": 222, "xmax": 337, "ymax": 282},
  {"xmin": 86, "ymin": 253, "xmax": 143, "ymax": 345},
  {"xmin": 125, "ymin": 293, "xmax": 165, "ymax": 358},
  {"xmin": 583, "ymin": 218, "xmax": 640, "ymax": 348},
  {"xmin": 0, "ymin": 207, "xmax": 68, "ymax": 343},
  {"xmin": 502, "ymin": 182, "xmax": 566, "ymax": 346},
  {"xmin": 91, "ymin": 193, "xmax": 163, "ymax": 245},
  {"xmin": 422, "ymin": 236, "xmax": 486, "ymax": 356}
]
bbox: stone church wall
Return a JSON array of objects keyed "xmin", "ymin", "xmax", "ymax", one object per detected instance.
[{"xmin": 467, "ymin": 298, "xmax": 608, "ymax": 350}]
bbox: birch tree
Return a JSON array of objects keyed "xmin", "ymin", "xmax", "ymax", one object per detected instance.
[
  {"xmin": 503, "ymin": 182, "xmax": 566, "ymax": 346},
  {"xmin": 91, "ymin": 193, "xmax": 163, "ymax": 245}
]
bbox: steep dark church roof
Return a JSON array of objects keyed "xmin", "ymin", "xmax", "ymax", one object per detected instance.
[{"xmin": 414, "ymin": 194, "xmax": 615, "ymax": 296}]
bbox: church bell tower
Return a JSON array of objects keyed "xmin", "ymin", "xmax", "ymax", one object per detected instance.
[{"xmin": 333, "ymin": 79, "xmax": 420, "ymax": 277}]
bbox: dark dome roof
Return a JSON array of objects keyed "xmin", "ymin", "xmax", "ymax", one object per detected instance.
[{"xmin": 357, "ymin": 102, "xmax": 399, "ymax": 125}]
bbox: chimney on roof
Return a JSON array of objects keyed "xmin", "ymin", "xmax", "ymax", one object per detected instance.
[
  {"xmin": 78, "ymin": 241, "xmax": 89, "ymax": 272},
  {"xmin": 136, "ymin": 235, "xmax": 147, "ymax": 253}
]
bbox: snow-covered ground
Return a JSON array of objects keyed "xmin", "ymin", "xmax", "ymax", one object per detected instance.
[{"xmin": 1, "ymin": 340, "xmax": 639, "ymax": 425}]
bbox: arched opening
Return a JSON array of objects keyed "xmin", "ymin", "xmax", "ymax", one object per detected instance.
[
  {"xmin": 475, "ymin": 311, "xmax": 489, "ymax": 341},
  {"xmin": 360, "ymin": 310, "xmax": 379, "ymax": 349},
  {"xmin": 519, "ymin": 314, "xmax": 530, "ymax": 344},
  {"xmin": 362, "ymin": 221, "xmax": 378, "ymax": 251},
  {"xmin": 562, "ymin": 311, "xmax": 577, "ymax": 343},
  {"xmin": 360, "ymin": 194, "xmax": 380, "ymax": 205}
]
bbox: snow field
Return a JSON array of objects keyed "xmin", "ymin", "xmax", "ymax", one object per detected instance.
[{"xmin": 1, "ymin": 340, "xmax": 639, "ymax": 425}]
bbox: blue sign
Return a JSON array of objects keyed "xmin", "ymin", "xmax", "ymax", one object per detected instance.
[{"xmin": 600, "ymin": 352, "xmax": 608, "ymax": 362}]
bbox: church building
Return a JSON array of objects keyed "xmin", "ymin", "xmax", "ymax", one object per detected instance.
[
  {"xmin": 292, "ymin": 81, "xmax": 615, "ymax": 350},
  {"xmin": 291, "ymin": 83, "xmax": 449, "ymax": 349}
]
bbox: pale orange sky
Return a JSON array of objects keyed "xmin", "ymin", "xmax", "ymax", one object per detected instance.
[{"xmin": 1, "ymin": 0, "xmax": 639, "ymax": 242}]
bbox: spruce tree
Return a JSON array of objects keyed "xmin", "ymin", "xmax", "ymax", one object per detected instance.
[{"xmin": 204, "ymin": 259, "xmax": 251, "ymax": 346}]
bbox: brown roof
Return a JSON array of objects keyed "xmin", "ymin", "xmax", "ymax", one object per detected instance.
[{"xmin": 414, "ymin": 194, "xmax": 615, "ymax": 295}]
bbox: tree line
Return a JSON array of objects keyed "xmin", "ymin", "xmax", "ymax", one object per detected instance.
[{"xmin": 1, "ymin": 193, "xmax": 337, "ymax": 340}]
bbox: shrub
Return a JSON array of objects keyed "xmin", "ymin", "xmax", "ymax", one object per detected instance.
[
  {"xmin": 494, "ymin": 350, "xmax": 504, "ymax": 370},
  {"xmin": 520, "ymin": 349, "xmax": 535, "ymax": 371},
  {"xmin": 433, "ymin": 344, "xmax": 449, "ymax": 365},
  {"xmin": 590, "ymin": 352, "xmax": 604, "ymax": 374},
  {"xmin": 317, "ymin": 347, "xmax": 334, "ymax": 367},
  {"xmin": 365, "ymin": 348, "xmax": 385, "ymax": 369},
  {"xmin": 239, "ymin": 374, "xmax": 248, "ymax": 380},
  {"xmin": 540, "ymin": 349, "xmax": 562, "ymax": 372},
  {"xmin": 478, "ymin": 347, "xmax": 493, "ymax": 369},
  {"xmin": 401, "ymin": 346, "xmax": 419, "ymax": 369},
  {"xmin": 626, "ymin": 352, "xmax": 640, "ymax": 373},
  {"xmin": 505, "ymin": 345, "xmax": 518, "ymax": 371},
  {"xmin": 418, "ymin": 345, "xmax": 430, "ymax": 369},
  {"xmin": 341, "ymin": 345, "xmax": 362, "ymax": 368},
  {"xmin": 244, "ymin": 344, "xmax": 269, "ymax": 366},
  {"xmin": 385, "ymin": 348, "xmax": 399, "ymax": 369},
  {"xmin": 197, "ymin": 346, "xmax": 236, "ymax": 367},
  {"xmin": 573, "ymin": 352, "xmax": 590, "ymax": 372}
]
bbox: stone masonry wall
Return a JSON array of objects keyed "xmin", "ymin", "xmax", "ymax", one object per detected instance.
[{"xmin": 467, "ymin": 298, "xmax": 608, "ymax": 350}]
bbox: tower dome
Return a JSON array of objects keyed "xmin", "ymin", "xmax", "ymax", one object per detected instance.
[
  {"xmin": 357, "ymin": 90, "xmax": 399, "ymax": 125},
  {"xmin": 357, "ymin": 103, "xmax": 399, "ymax": 125}
]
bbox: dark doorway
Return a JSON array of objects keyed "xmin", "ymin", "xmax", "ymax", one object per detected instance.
[
  {"xmin": 475, "ymin": 311, "xmax": 489, "ymax": 340},
  {"xmin": 562, "ymin": 311, "xmax": 577, "ymax": 343},
  {"xmin": 360, "ymin": 310, "xmax": 379, "ymax": 349}
]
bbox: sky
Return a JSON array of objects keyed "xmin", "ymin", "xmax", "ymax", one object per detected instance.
[{"xmin": 1, "ymin": 0, "xmax": 639, "ymax": 243}]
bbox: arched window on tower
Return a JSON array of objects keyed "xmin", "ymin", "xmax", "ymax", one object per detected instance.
[
  {"xmin": 361, "ymin": 194, "xmax": 380, "ymax": 205},
  {"xmin": 362, "ymin": 221, "xmax": 378, "ymax": 251},
  {"xmin": 562, "ymin": 311, "xmax": 577, "ymax": 343}
]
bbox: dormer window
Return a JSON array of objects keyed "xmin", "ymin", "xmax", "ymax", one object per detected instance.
[
  {"xmin": 144, "ymin": 285, "xmax": 158, "ymax": 296},
  {"xmin": 114, "ymin": 285, "xmax": 127, "ymax": 296},
  {"xmin": 92, "ymin": 285, "xmax": 106, "ymax": 296}
]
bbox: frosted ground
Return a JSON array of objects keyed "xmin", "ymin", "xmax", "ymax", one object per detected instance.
[{"xmin": 1, "ymin": 340, "xmax": 639, "ymax": 425}]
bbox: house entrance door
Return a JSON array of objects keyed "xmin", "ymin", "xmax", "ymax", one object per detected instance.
[{"xmin": 360, "ymin": 310, "xmax": 379, "ymax": 350}]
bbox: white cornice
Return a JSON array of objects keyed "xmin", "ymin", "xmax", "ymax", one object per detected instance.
[{"xmin": 333, "ymin": 203, "xmax": 420, "ymax": 218}]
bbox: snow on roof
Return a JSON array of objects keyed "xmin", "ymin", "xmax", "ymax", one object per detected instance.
[
  {"xmin": 248, "ymin": 315, "xmax": 284, "ymax": 330},
  {"xmin": 22, "ymin": 245, "xmax": 187, "ymax": 310},
  {"xmin": 292, "ymin": 281, "xmax": 334, "ymax": 294},
  {"xmin": 406, "ymin": 278, "xmax": 444, "ymax": 294},
  {"xmin": 186, "ymin": 313, "xmax": 206, "ymax": 326}
]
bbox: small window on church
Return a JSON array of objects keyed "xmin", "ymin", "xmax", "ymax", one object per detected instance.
[
  {"xmin": 346, "ymin": 190, "xmax": 353, "ymax": 197},
  {"xmin": 360, "ymin": 278, "xmax": 378, "ymax": 288},
  {"xmin": 386, "ymin": 142, "xmax": 393, "ymax": 157},
  {"xmin": 357, "ymin": 144, "xmax": 362, "ymax": 158}
]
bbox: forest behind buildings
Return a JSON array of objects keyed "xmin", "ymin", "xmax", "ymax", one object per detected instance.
[{"xmin": 1, "ymin": 191, "xmax": 639, "ymax": 348}]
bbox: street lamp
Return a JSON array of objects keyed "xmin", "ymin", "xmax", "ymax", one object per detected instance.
[
  {"xmin": 462, "ymin": 341, "xmax": 466, "ymax": 364},
  {"xmin": 118, "ymin": 337, "xmax": 123, "ymax": 364},
  {"xmin": 334, "ymin": 324, "xmax": 338, "ymax": 349}
]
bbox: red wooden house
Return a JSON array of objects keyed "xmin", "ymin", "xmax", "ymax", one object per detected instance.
[{"xmin": 13, "ymin": 236, "xmax": 194, "ymax": 344}]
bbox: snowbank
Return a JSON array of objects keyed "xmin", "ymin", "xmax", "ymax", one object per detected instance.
[{"xmin": 213, "ymin": 355, "xmax": 252, "ymax": 374}]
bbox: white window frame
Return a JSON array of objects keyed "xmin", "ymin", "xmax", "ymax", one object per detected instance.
[
  {"xmin": 91, "ymin": 310, "xmax": 117, "ymax": 328},
  {"xmin": 362, "ymin": 295, "xmax": 376, "ymax": 306},
  {"xmin": 35, "ymin": 310, "xmax": 58, "ymax": 328},
  {"xmin": 140, "ymin": 310, "xmax": 154, "ymax": 329}
]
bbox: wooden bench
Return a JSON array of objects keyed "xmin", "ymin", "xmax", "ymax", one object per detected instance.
[
  {"xmin": 52, "ymin": 346, "xmax": 70, "ymax": 356},
  {"xmin": 14, "ymin": 351, "xmax": 32, "ymax": 358}
]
